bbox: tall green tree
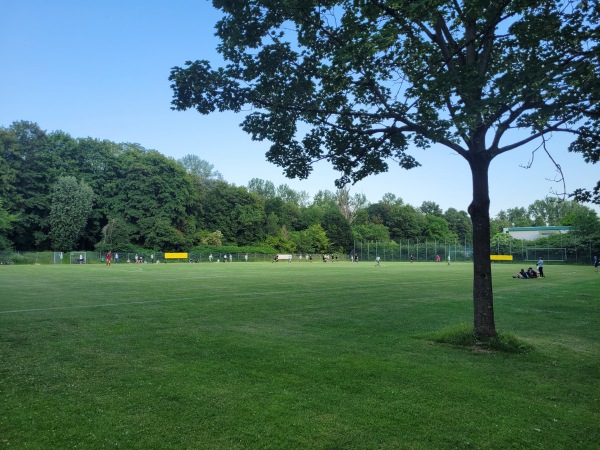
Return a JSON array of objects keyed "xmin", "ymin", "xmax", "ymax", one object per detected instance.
[
  {"xmin": 98, "ymin": 217, "xmax": 133, "ymax": 252},
  {"xmin": 0, "ymin": 199, "xmax": 18, "ymax": 250},
  {"xmin": 527, "ymin": 197, "xmax": 592, "ymax": 226},
  {"xmin": 366, "ymin": 202, "xmax": 392, "ymax": 226},
  {"xmin": 277, "ymin": 184, "xmax": 309, "ymax": 207},
  {"xmin": 321, "ymin": 208, "xmax": 354, "ymax": 252},
  {"xmin": 170, "ymin": 1, "xmax": 599, "ymax": 338},
  {"xmin": 178, "ymin": 154, "xmax": 223, "ymax": 181},
  {"xmin": 66, "ymin": 137, "xmax": 123, "ymax": 249},
  {"xmin": 247, "ymin": 178, "xmax": 277, "ymax": 198},
  {"xmin": 502, "ymin": 207, "xmax": 532, "ymax": 227},
  {"xmin": 297, "ymin": 204, "xmax": 325, "ymax": 229},
  {"xmin": 444, "ymin": 208, "xmax": 473, "ymax": 242},
  {"xmin": 389, "ymin": 204, "xmax": 424, "ymax": 240},
  {"xmin": 202, "ymin": 181, "xmax": 266, "ymax": 245},
  {"xmin": 312, "ymin": 190, "xmax": 338, "ymax": 210},
  {"xmin": 0, "ymin": 121, "xmax": 54, "ymax": 249},
  {"xmin": 265, "ymin": 196, "xmax": 301, "ymax": 231},
  {"xmin": 353, "ymin": 223, "xmax": 391, "ymax": 243},
  {"xmin": 335, "ymin": 187, "xmax": 368, "ymax": 224},
  {"xmin": 422, "ymin": 214, "xmax": 451, "ymax": 240},
  {"xmin": 420, "ymin": 201, "xmax": 443, "ymax": 217},
  {"xmin": 48, "ymin": 176, "xmax": 94, "ymax": 251},
  {"xmin": 109, "ymin": 146, "xmax": 194, "ymax": 249},
  {"xmin": 292, "ymin": 224, "xmax": 330, "ymax": 254}
]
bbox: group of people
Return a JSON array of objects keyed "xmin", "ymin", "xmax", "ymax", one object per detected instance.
[
  {"xmin": 105, "ymin": 252, "xmax": 147, "ymax": 265},
  {"xmin": 513, "ymin": 258, "xmax": 545, "ymax": 279},
  {"xmin": 208, "ymin": 253, "xmax": 238, "ymax": 263},
  {"xmin": 513, "ymin": 267, "xmax": 538, "ymax": 279}
]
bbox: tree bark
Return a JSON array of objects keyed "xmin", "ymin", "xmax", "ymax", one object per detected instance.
[{"xmin": 467, "ymin": 153, "xmax": 497, "ymax": 339}]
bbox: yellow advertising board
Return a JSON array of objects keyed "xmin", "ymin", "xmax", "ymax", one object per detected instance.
[
  {"xmin": 164, "ymin": 252, "xmax": 189, "ymax": 259},
  {"xmin": 490, "ymin": 255, "xmax": 513, "ymax": 261}
]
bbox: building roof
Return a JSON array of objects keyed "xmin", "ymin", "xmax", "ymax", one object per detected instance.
[{"xmin": 504, "ymin": 226, "xmax": 572, "ymax": 232}]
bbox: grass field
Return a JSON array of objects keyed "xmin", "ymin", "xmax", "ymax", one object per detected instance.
[{"xmin": 1, "ymin": 261, "xmax": 598, "ymax": 449}]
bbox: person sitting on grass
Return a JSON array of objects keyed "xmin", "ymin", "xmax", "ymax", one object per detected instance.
[
  {"xmin": 513, "ymin": 269, "xmax": 529, "ymax": 278},
  {"xmin": 527, "ymin": 267, "xmax": 538, "ymax": 278}
]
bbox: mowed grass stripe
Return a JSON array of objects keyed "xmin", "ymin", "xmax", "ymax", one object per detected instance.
[{"xmin": 0, "ymin": 262, "xmax": 598, "ymax": 449}]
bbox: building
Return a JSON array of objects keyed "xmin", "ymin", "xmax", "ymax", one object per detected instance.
[{"xmin": 502, "ymin": 226, "xmax": 572, "ymax": 241}]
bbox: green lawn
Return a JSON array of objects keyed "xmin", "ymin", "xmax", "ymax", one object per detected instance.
[{"xmin": 1, "ymin": 261, "xmax": 598, "ymax": 449}]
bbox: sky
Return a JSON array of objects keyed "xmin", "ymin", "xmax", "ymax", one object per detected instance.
[{"xmin": 1, "ymin": 1, "xmax": 598, "ymax": 217}]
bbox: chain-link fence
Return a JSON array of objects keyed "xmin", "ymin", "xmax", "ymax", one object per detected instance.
[
  {"xmin": 0, "ymin": 251, "xmax": 283, "ymax": 265},
  {"xmin": 351, "ymin": 239, "xmax": 597, "ymax": 264},
  {"xmin": 0, "ymin": 239, "xmax": 597, "ymax": 265},
  {"xmin": 349, "ymin": 239, "xmax": 472, "ymax": 263}
]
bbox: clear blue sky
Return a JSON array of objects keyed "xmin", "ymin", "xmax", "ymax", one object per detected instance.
[{"xmin": 1, "ymin": 1, "xmax": 597, "ymax": 216}]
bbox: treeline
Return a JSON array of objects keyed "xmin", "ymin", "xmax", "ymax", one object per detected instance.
[{"xmin": 1, "ymin": 121, "xmax": 598, "ymax": 254}]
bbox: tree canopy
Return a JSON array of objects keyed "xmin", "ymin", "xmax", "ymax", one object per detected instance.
[
  {"xmin": 0, "ymin": 120, "xmax": 597, "ymax": 261},
  {"xmin": 48, "ymin": 176, "xmax": 94, "ymax": 251},
  {"xmin": 170, "ymin": 0, "xmax": 599, "ymax": 338}
]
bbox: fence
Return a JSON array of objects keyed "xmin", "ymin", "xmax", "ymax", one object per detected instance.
[
  {"xmin": 0, "ymin": 251, "xmax": 281, "ymax": 265},
  {"xmin": 0, "ymin": 239, "xmax": 597, "ymax": 265},
  {"xmin": 351, "ymin": 239, "xmax": 597, "ymax": 264},
  {"xmin": 350, "ymin": 239, "xmax": 471, "ymax": 263}
]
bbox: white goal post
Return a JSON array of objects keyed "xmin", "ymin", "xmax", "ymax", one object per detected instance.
[
  {"xmin": 525, "ymin": 248, "xmax": 567, "ymax": 262},
  {"xmin": 70, "ymin": 252, "xmax": 87, "ymax": 264}
]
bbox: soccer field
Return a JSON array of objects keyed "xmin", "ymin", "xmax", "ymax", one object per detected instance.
[{"xmin": 1, "ymin": 262, "xmax": 598, "ymax": 448}]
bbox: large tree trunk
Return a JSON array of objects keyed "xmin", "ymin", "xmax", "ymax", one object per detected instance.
[{"xmin": 467, "ymin": 154, "xmax": 497, "ymax": 339}]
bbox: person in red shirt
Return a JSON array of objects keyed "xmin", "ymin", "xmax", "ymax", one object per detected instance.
[{"xmin": 106, "ymin": 251, "xmax": 112, "ymax": 267}]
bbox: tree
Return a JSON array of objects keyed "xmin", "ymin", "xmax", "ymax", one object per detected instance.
[
  {"xmin": 66, "ymin": 137, "xmax": 122, "ymax": 249},
  {"xmin": 570, "ymin": 182, "xmax": 600, "ymax": 205},
  {"xmin": 312, "ymin": 189, "xmax": 337, "ymax": 209},
  {"xmin": 178, "ymin": 154, "xmax": 223, "ymax": 181},
  {"xmin": 503, "ymin": 207, "xmax": 531, "ymax": 227},
  {"xmin": 98, "ymin": 217, "xmax": 133, "ymax": 252},
  {"xmin": 170, "ymin": 1, "xmax": 599, "ymax": 338},
  {"xmin": 388, "ymin": 204, "xmax": 424, "ymax": 240},
  {"xmin": 420, "ymin": 201, "xmax": 443, "ymax": 217},
  {"xmin": 0, "ymin": 199, "xmax": 18, "ymax": 250},
  {"xmin": 444, "ymin": 208, "xmax": 473, "ymax": 242},
  {"xmin": 48, "ymin": 176, "xmax": 94, "ymax": 251},
  {"xmin": 422, "ymin": 214, "xmax": 451, "ymax": 240},
  {"xmin": 380, "ymin": 193, "xmax": 403, "ymax": 207},
  {"xmin": 321, "ymin": 208, "xmax": 354, "ymax": 252},
  {"xmin": 292, "ymin": 224, "xmax": 330, "ymax": 254},
  {"xmin": 0, "ymin": 121, "xmax": 54, "ymax": 249},
  {"xmin": 195, "ymin": 229, "xmax": 224, "ymax": 246},
  {"xmin": 297, "ymin": 204, "xmax": 325, "ymax": 229},
  {"xmin": 277, "ymin": 183, "xmax": 309, "ymax": 207},
  {"xmin": 109, "ymin": 146, "xmax": 194, "ymax": 249},
  {"xmin": 202, "ymin": 181, "xmax": 266, "ymax": 245},
  {"xmin": 247, "ymin": 178, "xmax": 277, "ymax": 198},
  {"xmin": 528, "ymin": 197, "xmax": 593, "ymax": 226},
  {"xmin": 490, "ymin": 231, "xmax": 518, "ymax": 256},
  {"xmin": 353, "ymin": 223, "xmax": 391, "ymax": 243},
  {"xmin": 564, "ymin": 207, "xmax": 600, "ymax": 241},
  {"xmin": 335, "ymin": 187, "xmax": 368, "ymax": 224},
  {"xmin": 266, "ymin": 233, "xmax": 297, "ymax": 253},
  {"xmin": 264, "ymin": 196, "xmax": 301, "ymax": 231},
  {"xmin": 366, "ymin": 202, "xmax": 392, "ymax": 226}
]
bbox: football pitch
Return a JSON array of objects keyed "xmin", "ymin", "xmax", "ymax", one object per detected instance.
[{"xmin": 1, "ymin": 262, "xmax": 598, "ymax": 449}]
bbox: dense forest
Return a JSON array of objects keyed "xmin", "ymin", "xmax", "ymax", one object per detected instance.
[{"xmin": 1, "ymin": 121, "xmax": 598, "ymax": 255}]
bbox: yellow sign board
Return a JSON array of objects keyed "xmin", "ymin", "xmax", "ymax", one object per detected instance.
[
  {"xmin": 164, "ymin": 252, "xmax": 189, "ymax": 259},
  {"xmin": 490, "ymin": 255, "xmax": 513, "ymax": 261}
]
